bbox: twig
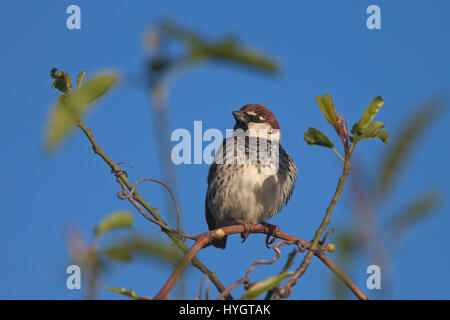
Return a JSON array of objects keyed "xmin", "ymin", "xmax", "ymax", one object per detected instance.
[
  {"xmin": 315, "ymin": 252, "xmax": 369, "ymax": 300},
  {"xmin": 273, "ymin": 143, "xmax": 356, "ymax": 299},
  {"xmin": 116, "ymin": 178, "xmax": 195, "ymax": 240},
  {"xmin": 216, "ymin": 241, "xmax": 291, "ymax": 300},
  {"xmin": 133, "ymin": 178, "xmax": 181, "ymax": 232},
  {"xmin": 216, "ymin": 279, "xmax": 247, "ymax": 301},
  {"xmin": 155, "ymin": 225, "xmax": 322, "ymax": 300},
  {"xmin": 155, "ymin": 237, "xmax": 209, "ymax": 299},
  {"xmin": 117, "ymin": 177, "xmax": 187, "ymax": 238},
  {"xmin": 264, "ymin": 248, "xmax": 298, "ymax": 300}
]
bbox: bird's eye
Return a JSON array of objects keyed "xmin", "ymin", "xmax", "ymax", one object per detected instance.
[{"xmin": 246, "ymin": 113, "xmax": 262, "ymax": 122}]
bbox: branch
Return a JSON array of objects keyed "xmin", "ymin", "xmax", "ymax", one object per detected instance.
[
  {"xmin": 264, "ymin": 248, "xmax": 298, "ymax": 300},
  {"xmin": 216, "ymin": 240, "xmax": 294, "ymax": 300},
  {"xmin": 76, "ymin": 120, "xmax": 233, "ymax": 300},
  {"xmin": 315, "ymin": 252, "xmax": 368, "ymax": 300},
  {"xmin": 155, "ymin": 223, "xmax": 328, "ymax": 300},
  {"xmin": 273, "ymin": 143, "xmax": 356, "ymax": 299}
]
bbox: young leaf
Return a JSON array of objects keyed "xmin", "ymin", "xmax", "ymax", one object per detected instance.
[
  {"xmin": 94, "ymin": 211, "xmax": 134, "ymax": 237},
  {"xmin": 352, "ymin": 121, "xmax": 389, "ymax": 144},
  {"xmin": 76, "ymin": 71, "xmax": 86, "ymax": 88},
  {"xmin": 204, "ymin": 38, "xmax": 278, "ymax": 73},
  {"xmin": 358, "ymin": 96, "xmax": 384, "ymax": 130},
  {"xmin": 46, "ymin": 72, "xmax": 118, "ymax": 150},
  {"xmin": 77, "ymin": 75, "xmax": 118, "ymax": 104},
  {"xmin": 378, "ymin": 99, "xmax": 442, "ymax": 196},
  {"xmin": 101, "ymin": 236, "xmax": 182, "ymax": 264},
  {"xmin": 241, "ymin": 272, "xmax": 293, "ymax": 300},
  {"xmin": 45, "ymin": 102, "xmax": 78, "ymax": 151},
  {"xmin": 304, "ymin": 127, "xmax": 334, "ymax": 148},
  {"xmin": 372, "ymin": 129, "xmax": 388, "ymax": 144},
  {"xmin": 315, "ymin": 94, "xmax": 337, "ymax": 128},
  {"xmin": 103, "ymin": 286, "xmax": 150, "ymax": 300},
  {"xmin": 390, "ymin": 191, "xmax": 441, "ymax": 237},
  {"xmin": 160, "ymin": 20, "xmax": 279, "ymax": 73}
]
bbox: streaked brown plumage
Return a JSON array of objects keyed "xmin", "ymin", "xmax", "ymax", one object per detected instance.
[{"xmin": 205, "ymin": 104, "xmax": 297, "ymax": 249}]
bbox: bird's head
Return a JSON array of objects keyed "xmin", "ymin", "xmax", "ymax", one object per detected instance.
[{"xmin": 232, "ymin": 104, "xmax": 281, "ymax": 140}]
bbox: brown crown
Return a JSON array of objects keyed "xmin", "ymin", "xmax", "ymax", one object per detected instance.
[{"xmin": 240, "ymin": 104, "xmax": 280, "ymax": 130}]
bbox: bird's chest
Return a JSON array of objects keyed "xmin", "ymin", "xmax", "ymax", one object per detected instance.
[{"xmin": 212, "ymin": 163, "xmax": 280, "ymax": 224}]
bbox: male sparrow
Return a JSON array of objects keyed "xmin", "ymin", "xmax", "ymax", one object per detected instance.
[{"xmin": 205, "ymin": 104, "xmax": 297, "ymax": 249}]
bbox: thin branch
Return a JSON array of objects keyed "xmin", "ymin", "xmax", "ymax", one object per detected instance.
[
  {"xmin": 273, "ymin": 143, "xmax": 356, "ymax": 299},
  {"xmin": 315, "ymin": 252, "xmax": 369, "ymax": 300},
  {"xmin": 155, "ymin": 224, "xmax": 321, "ymax": 300},
  {"xmin": 216, "ymin": 279, "xmax": 247, "ymax": 301},
  {"xmin": 219, "ymin": 241, "xmax": 296, "ymax": 300},
  {"xmin": 264, "ymin": 248, "xmax": 299, "ymax": 300},
  {"xmin": 155, "ymin": 237, "xmax": 210, "ymax": 300},
  {"xmin": 121, "ymin": 178, "xmax": 182, "ymax": 235},
  {"xmin": 116, "ymin": 178, "xmax": 195, "ymax": 240}
]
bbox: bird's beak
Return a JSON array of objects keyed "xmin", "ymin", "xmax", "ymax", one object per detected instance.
[{"xmin": 232, "ymin": 110, "xmax": 246, "ymax": 123}]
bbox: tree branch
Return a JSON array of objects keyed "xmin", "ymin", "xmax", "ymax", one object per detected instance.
[
  {"xmin": 273, "ymin": 143, "xmax": 356, "ymax": 299},
  {"xmin": 76, "ymin": 120, "xmax": 233, "ymax": 300},
  {"xmin": 315, "ymin": 252, "xmax": 368, "ymax": 300},
  {"xmin": 153, "ymin": 223, "xmax": 365, "ymax": 300}
]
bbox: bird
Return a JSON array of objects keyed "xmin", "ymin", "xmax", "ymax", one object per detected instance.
[{"xmin": 205, "ymin": 104, "xmax": 297, "ymax": 249}]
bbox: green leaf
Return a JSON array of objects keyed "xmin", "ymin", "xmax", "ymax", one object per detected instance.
[
  {"xmin": 45, "ymin": 102, "xmax": 78, "ymax": 151},
  {"xmin": 77, "ymin": 75, "xmax": 118, "ymax": 104},
  {"xmin": 45, "ymin": 72, "xmax": 118, "ymax": 150},
  {"xmin": 94, "ymin": 211, "xmax": 134, "ymax": 237},
  {"xmin": 304, "ymin": 127, "xmax": 334, "ymax": 148},
  {"xmin": 358, "ymin": 96, "xmax": 384, "ymax": 130},
  {"xmin": 160, "ymin": 20, "xmax": 279, "ymax": 73},
  {"xmin": 315, "ymin": 94, "xmax": 337, "ymax": 128},
  {"xmin": 76, "ymin": 71, "xmax": 86, "ymax": 89},
  {"xmin": 103, "ymin": 286, "xmax": 150, "ymax": 300},
  {"xmin": 101, "ymin": 237, "xmax": 182, "ymax": 264},
  {"xmin": 352, "ymin": 121, "xmax": 389, "ymax": 144},
  {"xmin": 390, "ymin": 191, "xmax": 441, "ymax": 236},
  {"xmin": 378, "ymin": 99, "xmax": 443, "ymax": 196},
  {"xmin": 241, "ymin": 272, "xmax": 293, "ymax": 300},
  {"xmin": 102, "ymin": 246, "xmax": 132, "ymax": 262},
  {"xmin": 373, "ymin": 129, "xmax": 388, "ymax": 144},
  {"xmin": 203, "ymin": 38, "xmax": 278, "ymax": 73}
]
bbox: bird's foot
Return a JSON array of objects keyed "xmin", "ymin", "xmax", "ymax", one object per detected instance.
[
  {"xmin": 235, "ymin": 220, "xmax": 252, "ymax": 243},
  {"xmin": 262, "ymin": 222, "xmax": 280, "ymax": 248}
]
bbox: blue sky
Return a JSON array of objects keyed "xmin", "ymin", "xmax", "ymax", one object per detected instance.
[{"xmin": 1, "ymin": 1, "xmax": 449, "ymax": 299}]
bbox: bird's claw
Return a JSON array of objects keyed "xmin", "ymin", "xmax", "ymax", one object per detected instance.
[
  {"xmin": 235, "ymin": 220, "xmax": 251, "ymax": 243},
  {"xmin": 262, "ymin": 222, "xmax": 280, "ymax": 248}
]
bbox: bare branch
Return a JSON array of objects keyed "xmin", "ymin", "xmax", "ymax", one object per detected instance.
[{"xmin": 155, "ymin": 224, "xmax": 327, "ymax": 300}]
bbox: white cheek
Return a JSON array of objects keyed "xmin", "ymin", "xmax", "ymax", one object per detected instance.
[
  {"xmin": 247, "ymin": 123, "xmax": 271, "ymax": 136},
  {"xmin": 247, "ymin": 123, "xmax": 281, "ymax": 141}
]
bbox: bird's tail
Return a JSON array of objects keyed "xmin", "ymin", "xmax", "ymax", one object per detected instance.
[{"xmin": 211, "ymin": 236, "xmax": 227, "ymax": 249}]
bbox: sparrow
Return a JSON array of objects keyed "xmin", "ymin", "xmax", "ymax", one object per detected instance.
[{"xmin": 205, "ymin": 104, "xmax": 297, "ymax": 249}]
